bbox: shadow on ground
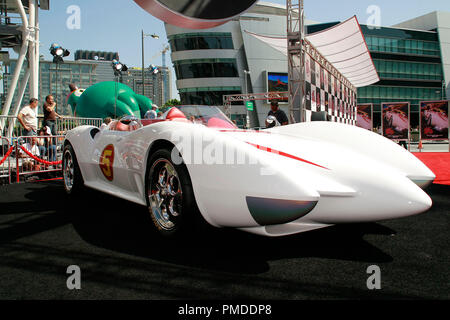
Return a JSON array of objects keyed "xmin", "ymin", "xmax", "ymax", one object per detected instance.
[{"xmin": 65, "ymin": 185, "xmax": 396, "ymax": 275}]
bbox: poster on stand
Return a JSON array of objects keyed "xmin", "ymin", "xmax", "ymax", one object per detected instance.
[
  {"xmin": 356, "ymin": 104, "xmax": 373, "ymax": 130},
  {"xmin": 420, "ymin": 100, "xmax": 449, "ymax": 140},
  {"xmin": 382, "ymin": 102, "xmax": 410, "ymax": 140}
]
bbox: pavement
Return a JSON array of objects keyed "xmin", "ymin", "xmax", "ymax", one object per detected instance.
[{"xmin": 0, "ymin": 180, "xmax": 448, "ymax": 300}]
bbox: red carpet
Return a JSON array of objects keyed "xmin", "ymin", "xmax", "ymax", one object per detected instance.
[{"xmin": 413, "ymin": 152, "xmax": 450, "ymax": 186}]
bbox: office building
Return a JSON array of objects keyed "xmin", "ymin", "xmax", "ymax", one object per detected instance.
[
  {"xmin": 165, "ymin": 2, "xmax": 449, "ymax": 127},
  {"xmin": 3, "ymin": 59, "xmax": 97, "ymax": 115},
  {"xmin": 120, "ymin": 66, "xmax": 171, "ymax": 107}
]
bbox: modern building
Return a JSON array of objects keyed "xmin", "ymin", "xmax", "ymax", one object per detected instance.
[
  {"xmin": 74, "ymin": 50, "xmax": 119, "ymax": 62},
  {"xmin": 74, "ymin": 50, "xmax": 119, "ymax": 83},
  {"xmin": 74, "ymin": 50, "xmax": 171, "ymax": 105},
  {"xmin": 2, "ymin": 57, "xmax": 171, "ymax": 116},
  {"xmin": 120, "ymin": 66, "xmax": 171, "ymax": 107},
  {"xmin": 2, "ymin": 58, "xmax": 98, "ymax": 116},
  {"xmin": 308, "ymin": 13, "xmax": 449, "ymax": 128},
  {"xmin": 165, "ymin": 2, "xmax": 449, "ymax": 128}
]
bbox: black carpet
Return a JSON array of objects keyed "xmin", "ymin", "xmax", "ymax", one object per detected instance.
[{"xmin": 0, "ymin": 181, "xmax": 448, "ymax": 300}]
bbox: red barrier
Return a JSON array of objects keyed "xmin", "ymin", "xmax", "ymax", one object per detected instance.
[
  {"xmin": 0, "ymin": 146, "xmax": 14, "ymax": 166},
  {"xmin": 19, "ymin": 145, "xmax": 62, "ymax": 166}
]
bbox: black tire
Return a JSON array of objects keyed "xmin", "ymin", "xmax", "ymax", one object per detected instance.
[
  {"xmin": 145, "ymin": 147, "xmax": 204, "ymax": 238},
  {"xmin": 63, "ymin": 143, "xmax": 84, "ymax": 195}
]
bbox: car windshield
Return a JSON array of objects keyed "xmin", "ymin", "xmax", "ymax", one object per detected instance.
[{"xmin": 176, "ymin": 105, "xmax": 237, "ymax": 129}]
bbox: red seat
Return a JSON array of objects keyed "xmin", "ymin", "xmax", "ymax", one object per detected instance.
[{"xmin": 166, "ymin": 107, "xmax": 187, "ymax": 120}]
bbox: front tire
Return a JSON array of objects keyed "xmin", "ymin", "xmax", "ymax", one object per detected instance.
[
  {"xmin": 63, "ymin": 143, "xmax": 84, "ymax": 195},
  {"xmin": 145, "ymin": 148, "xmax": 202, "ymax": 238}
]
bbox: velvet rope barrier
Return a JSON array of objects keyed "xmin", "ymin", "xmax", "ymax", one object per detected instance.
[
  {"xmin": 19, "ymin": 145, "xmax": 62, "ymax": 166},
  {"xmin": 0, "ymin": 146, "xmax": 14, "ymax": 166}
]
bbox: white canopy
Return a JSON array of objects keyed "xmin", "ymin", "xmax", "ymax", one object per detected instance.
[{"xmin": 246, "ymin": 16, "xmax": 379, "ymax": 88}]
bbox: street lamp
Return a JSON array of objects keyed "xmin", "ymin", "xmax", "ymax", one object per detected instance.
[
  {"xmin": 49, "ymin": 43, "xmax": 70, "ymax": 113},
  {"xmin": 244, "ymin": 70, "xmax": 251, "ymax": 128},
  {"xmin": 141, "ymin": 30, "xmax": 159, "ymax": 96}
]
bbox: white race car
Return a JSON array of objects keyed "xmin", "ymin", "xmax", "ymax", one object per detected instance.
[{"xmin": 63, "ymin": 105, "xmax": 435, "ymax": 237}]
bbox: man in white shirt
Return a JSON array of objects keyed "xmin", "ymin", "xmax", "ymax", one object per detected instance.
[
  {"xmin": 20, "ymin": 136, "xmax": 40, "ymax": 157},
  {"xmin": 144, "ymin": 104, "xmax": 158, "ymax": 119},
  {"xmin": 17, "ymin": 98, "xmax": 39, "ymax": 136}
]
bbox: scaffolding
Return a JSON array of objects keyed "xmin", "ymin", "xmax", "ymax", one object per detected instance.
[
  {"xmin": 0, "ymin": 0, "xmax": 45, "ymax": 136},
  {"xmin": 287, "ymin": 0, "xmax": 304, "ymax": 123}
]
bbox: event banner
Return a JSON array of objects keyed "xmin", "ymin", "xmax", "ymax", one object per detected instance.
[
  {"xmin": 420, "ymin": 100, "xmax": 449, "ymax": 140},
  {"xmin": 356, "ymin": 104, "xmax": 373, "ymax": 130},
  {"xmin": 382, "ymin": 102, "xmax": 410, "ymax": 140}
]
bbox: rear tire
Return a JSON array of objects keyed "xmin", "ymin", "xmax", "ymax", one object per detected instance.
[
  {"xmin": 63, "ymin": 143, "xmax": 84, "ymax": 195},
  {"xmin": 145, "ymin": 147, "xmax": 204, "ymax": 238}
]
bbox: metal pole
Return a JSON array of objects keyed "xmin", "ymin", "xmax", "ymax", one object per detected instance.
[
  {"xmin": 55, "ymin": 63, "xmax": 58, "ymax": 113},
  {"xmin": 28, "ymin": 0, "xmax": 36, "ymax": 99},
  {"xmin": 0, "ymin": 0, "xmax": 30, "ymax": 133},
  {"xmin": 141, "ymin": 29, "xmax": 145, "ymax": 96},
  {"xmin": 7, "ymin": 68, "xmax": 31, "ymax": 137},
  {"xmin": 114, "ymin": 75, "xmax": 118, "ymax": 118},
  {"xmin": 244, "ymin": 70, "xmax": 250, "ymax": 129}
]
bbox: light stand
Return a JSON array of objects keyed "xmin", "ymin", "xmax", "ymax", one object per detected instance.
[
  {"xmin": 141, "ymin": 31, "xmax": 159, "ymax": 96},
  {"xmin": 111, "ymin": 59, "xmax": 128, "ymax": 119},
  {"xmin": 49, "ymin": 43, "xmax": 70, "ymax": 112}
]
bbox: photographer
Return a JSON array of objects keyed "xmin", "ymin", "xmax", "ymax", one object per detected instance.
[
  {"xmin": 43, "ymin": 95, "xmax": 63, "ymax": 136},
  {"xmin": 266, "ymin": 100, "xmax": 288, "ymax": 127}
]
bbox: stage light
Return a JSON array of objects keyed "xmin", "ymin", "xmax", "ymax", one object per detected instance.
[
  {"xmin": 150, "ymin": 64, "xmax": 159, "ymax": 74},
  {"xmin": 112, "ymin": 59, "xmax": 128, "ymax": 76},
  {"xmin": 49, "ymin": 43, "xmax": 70, "ymax": 63}
]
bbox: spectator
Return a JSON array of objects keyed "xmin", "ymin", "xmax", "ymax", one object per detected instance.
[
  {"xmin": 43, "ymin": 95, "xmax": 63, "ymax": 136},
  {"xmin": 144, "ymin": 104, "xmax": 158, "ymax": 119},
  {"xmin": 266, "ymin": 100, "xmax": 288, "ymax": 127},
  {"xmin": 37, "ymin": 128, "xmax": 47, "ymax": 157},
  {"xmin": 17, "ymin": 98, "xmax": 39, "ymax": 137},
  {"xmin": 19, "ymin": 136, "xmax": 41, "ymax": 172},
  {"xmin": 37, "ymin": 127, "xmax": 57, "ymax": 163},
  {"xmin": 100, "ymin": 117, "xmax": 112, "ymax": 130}
]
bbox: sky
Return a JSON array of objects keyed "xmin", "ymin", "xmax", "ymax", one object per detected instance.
[{"xmin": 4, "ymin": 0, "xmax": 450, "ymax": 99}]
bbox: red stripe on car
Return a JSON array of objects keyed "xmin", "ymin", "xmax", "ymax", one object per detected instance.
[{"xmin": 246, "ymin": 142, "xmax": 330, "ymax": 170}]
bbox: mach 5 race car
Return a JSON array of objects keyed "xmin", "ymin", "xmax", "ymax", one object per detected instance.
[{"xmin": 63, "ymin": 106, "xmax": 435, "ymax": 237}]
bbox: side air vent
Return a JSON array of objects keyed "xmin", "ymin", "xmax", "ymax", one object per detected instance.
[{"xmin": 90, "ymin": 128, "xmax": 100, "ymax": 139}]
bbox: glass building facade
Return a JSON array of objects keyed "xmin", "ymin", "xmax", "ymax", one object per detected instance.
[
  {"xmin": 179, "ymin": 86, "xmax": 241, "ymax": 105},
  {"xmin": 168, "ymin": 32, "xmax": 234, "ymax": 52},
  {"xmin": 120, "ymin": 67, "xmax": 171, "ymax": 107},
  {"xmin": 3, "ymin": 59, "xmax": 96, "ymax": 116},
  {"xmin": 309, "ymin": 23, "xmax": 446, "ymax": 128},
  {"xmin": 360, "ymin": 25, "xmax": 445, "ymax": 127},
  {"xmin": 168, "ymin": 32, "xmax": 241, "ymax": 106},
  {"xmin": 3, "ymin": 60, "xmax": 171, "ymax": 116},
  {"xmin": 174, "ymin": 58, "xmax": 239, "ymax": 80}
]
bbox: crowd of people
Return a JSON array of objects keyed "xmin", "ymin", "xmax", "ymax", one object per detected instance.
[{"xmin": 14, "ymin": 95, "xmax": 62, "ymax": 176}]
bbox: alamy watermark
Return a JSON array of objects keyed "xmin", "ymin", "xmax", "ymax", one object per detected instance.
[
  {"xmin": 366, "ymin": 5, "xmax": 381, "ymax": 30},
  {"xmin": 169, "ymin": 129, "xmax": 278, "ymax": 176},
  {"xmin": 366, "ymin": 265, "xmax": 381, "ymax": 290},
  {"xmin": 66, "ymin": 5, "xmax": 81, "ymax": 30},
  {"xmin": 66, "ymin": 265, "xmax": 81, "ymax": 290}
]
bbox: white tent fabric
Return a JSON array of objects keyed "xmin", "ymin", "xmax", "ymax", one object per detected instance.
[{"xmin": 245, "ymin": 16, "xmax": 379, "ymax": 88}]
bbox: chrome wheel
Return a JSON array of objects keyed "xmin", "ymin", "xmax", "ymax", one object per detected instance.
[
  {"xmin": 148, "ymin": 159, "xmax": 183, "ymax": 231},
  {"xmin": 63, "ymin": 149, "xmax": 74, "ymax": 192}
]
